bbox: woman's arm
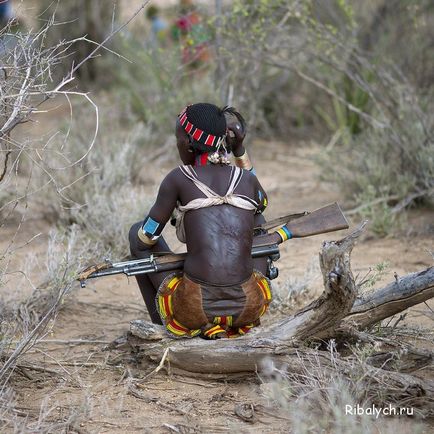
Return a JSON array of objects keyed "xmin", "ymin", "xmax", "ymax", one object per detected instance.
[{"xmin": 136, "ymin": 168, "xmax": 180, "ymax": 249}]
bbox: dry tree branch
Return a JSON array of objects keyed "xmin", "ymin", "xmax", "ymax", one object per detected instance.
[
  {"xmin": 124, "ymin": 225, "xmax": 366, "ymax": 374},
  {"xmin": 0, "ymin": 0, "xmax": 150, "ymax": 391},
  {"xmin": 344, "ymin": 266, "xmax": 434, "ymax": 329},
  {"xmin": 0, "ymin": 147, "xmax": 11, "ymax": 183},
  {"xmin": 117, "ymin": 227, "xmax": 434, "ymax": 414},
  {"xmin": 115, "ymin": 219, "xmax": 434, "ymax": 415},
  {"xmin": 0, "ymin": 1, "xmax": 150, "ymax": 170}
]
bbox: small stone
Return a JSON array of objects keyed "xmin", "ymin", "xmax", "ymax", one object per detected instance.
[{"xmin": 129, "ymin": 320, "xmax": 165, "ymax": 340}]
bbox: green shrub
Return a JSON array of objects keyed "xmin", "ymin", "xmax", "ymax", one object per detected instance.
[
  {"xmin": 109, "ymin": 25, "xmax": 217, "ymax": 134},
  {"xmin": 102, "ymin": 0, "xmax": 433, "ymax": 236}
]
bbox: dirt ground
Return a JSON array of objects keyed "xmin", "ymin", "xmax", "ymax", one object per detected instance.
[{"xmin": 3, "ymin": 109, "xmax": 434, "ymax": 432}]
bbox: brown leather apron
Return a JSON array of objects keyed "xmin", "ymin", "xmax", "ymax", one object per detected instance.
[{"xmin": 156, "ymin": 270, "xmax": 272, "ymax": 339}]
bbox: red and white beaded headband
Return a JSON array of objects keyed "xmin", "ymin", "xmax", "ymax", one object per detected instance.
[{"xmin": 178, "ymin": 106, "xmax": 226, "ymax": 148}]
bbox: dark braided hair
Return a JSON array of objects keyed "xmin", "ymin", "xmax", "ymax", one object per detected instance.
[{"xmin": 184, "ymin": 103, "xmax": 246, "ymax": 154}]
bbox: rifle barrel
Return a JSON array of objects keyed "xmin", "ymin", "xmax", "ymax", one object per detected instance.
[
  {"xmin": 79, "ymin": 202, "xmax": 348, "ymax": 287},
  {"xmin": 251, "ymin": 244, "xmax": 280, "ymax": 258},
  {"xmin": 80, "ymin": 244, "xmax": 280, "ymax": 283}
]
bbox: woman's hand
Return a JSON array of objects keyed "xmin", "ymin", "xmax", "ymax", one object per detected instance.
[{"xmin": 226, "ymin": 121, "xmax": 246, "ymax": 157}]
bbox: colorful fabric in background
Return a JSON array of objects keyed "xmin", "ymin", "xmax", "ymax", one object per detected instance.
[
  {"xmin": 150, "ymin": 16, "xmax": 168, "ymax": 43},
  {"xmin": 156, "ymin": 271, "xmax": 272, "ymax": 339},
  {"xmin": 171, "ymin": 9, "xmax": 211, "ymax": 67},
  {"xmin": 145, "ymin": 5, "xmax": 169, "ymax": 48}
]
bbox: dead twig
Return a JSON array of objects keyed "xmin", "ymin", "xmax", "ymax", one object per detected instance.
[
  {"xmin": 37, "ymin": 339, "xmax": 111, "ymax": 345},
  {"xmin": 128, "ymin": 383, "xmax": 195, "ymax": 417},
  {"xmin": 15, "ymin": 363, "xmax": 62, "ymax": 376},
  {"xmin": 140, "ymin": 347, "xmax": 170, "ymax": 382}
]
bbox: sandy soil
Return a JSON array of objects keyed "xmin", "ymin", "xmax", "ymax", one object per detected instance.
[
  {"xmin": 3, "ymin": 132, "xmax": 433, "ymax": 433},
  {"xmin": 2, "ymin": 3, "xmax": 432, "ymax": 432}
]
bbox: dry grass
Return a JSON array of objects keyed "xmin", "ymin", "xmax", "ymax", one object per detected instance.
[
  {"xmin": 270, "ymin": 257, "xmax": 320, "ymax": 313},
  {"xmin": 0, "ymin": 7, "xmax": 149, "ymax": 431},
  {"xmin": 260, "ymin": 341, "xmax": 430, "ymax": 433},
  {"xmin": 33, "ymin": 101, "xmax": 154, "ymax": 259},
  {"xmin": 0, "ymin": 386, "xmax": 91, "ymax": 433}
]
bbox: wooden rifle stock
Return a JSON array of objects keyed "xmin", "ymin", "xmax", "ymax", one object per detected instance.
[
  {"xmin": 253, "ymin": 202, "xmax": 349, "ymax": 248},
  {"xmin": 287, "ymin": 202, "xmax": 348, "ymax": 237}
]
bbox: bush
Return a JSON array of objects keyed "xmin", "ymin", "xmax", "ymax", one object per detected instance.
[
  {"xmin": 103, "ymin": 0, "xmax": 434, "ymax": 236},
  {"xmin": 0, "ymin": 15, "xmax": 138, "ymax": 429},
  {"xmin": 33, "ymin": 101, "xmax": 154, "ymax": 259},
  {"xmin": 317, "ymin": 79, "xmax": 433, "ymax": 234},
  {"xmin": 111, "ymin": 30, "xmax": 217, "ymax": 135}
]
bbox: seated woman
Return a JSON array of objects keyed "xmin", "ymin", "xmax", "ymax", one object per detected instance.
[{"xmin": 129, "ymin": 103, "xmax": 271, "ymax": 339}]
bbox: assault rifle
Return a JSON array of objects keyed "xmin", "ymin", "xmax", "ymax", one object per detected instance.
[{"xmin": 78, "ymin": 202, "xmax": 348, "ymax": 287}]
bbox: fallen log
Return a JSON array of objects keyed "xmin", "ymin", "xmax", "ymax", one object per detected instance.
[
  {"xmin": 126, "ymin": 224, "xmax": 363, "ymax": 372},
  {"xmin": 123, "ymin": 225, "xmax": 433, "ymax": 374},
  {"xmin": 117, "ymin": 225, "xmax": 434, "ymax": 413},
  {"xmin": 335, "ymin": 328, "xmax": 434, "ymax": 373},
  {"xmin": 266, "ymin": 220, "xmax": 360, "ymax": 340},
  {"xmin": 344, "ymin": 267, "xmax": 434, "ymax": 329},
  {"xmin": 125, "ymin": 329, "xmax": 434, "ymax": 415}
]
